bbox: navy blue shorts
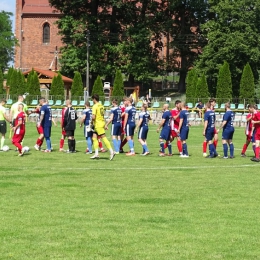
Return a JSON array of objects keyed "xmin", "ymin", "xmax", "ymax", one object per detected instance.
[
  {"xmin": 251, "ymin": 130, "xmax": 256, "ymax": 143},
  {"xmin": 138, "ymin": 126, "xmax": 148, "ymax": 140},
  {"xmin": 43, "ymin": 127, "xmax": 51, "ymax": 138},
  {"xmin": 111, "ymin": 123, "xmax": 121, "ymax": 136},
  {"xmin": 180, "ymin": 127, "xmax": 189, "ymax": 141},
  {"xmin": 160, "ymin": 127, "xmax": 171, "ymax": 141},
  {"xmin": 126, "ymin": 124, "xmax": 135, "ymax": 136},
  {"xmin": 222, "ymin": 129, "xmax": 234, "ymax": 140},
  {"xmin": 205, "ymin": 129, "xmax": 215, "ymax": 142}
]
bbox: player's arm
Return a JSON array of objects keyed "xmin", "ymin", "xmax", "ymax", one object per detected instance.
[
  {"xmin": 123, "ymin": 112, "xmax": 129, "ymax": 130},
  {"xmin": 80, "ymin": 114, "xmax": 86, "ymax": 128},
  {"xmin": 203, "ymin": 120, "xmax": 208, "ymax": 136},
  {"xmin": 218, "ymin": 120, "xmax": 227, "ymax": 133},
  {"xmin": 105, "ymin": 113, "xmax": 114, "ymax": 129},
  {"xmin": 52, "ymin": 118, "xmax": 57, "ymax": 127},
  {"xmin": 4, "ymin": 111, "xmax": 12, "ymax": 124},
  {"xmin": 13, "ymin": 118, "xmax": 22, "ymax": 131},
  {"xmin": 178, "ymin": 118, "xmax": 183, "ymax": 133},
  {"xmin": 156, "ymin": 118, "xmax": 166, "ymax": 133},
  {"xmin": 135, "ymin": 118, "xmax": 143, "ymax": 132}
]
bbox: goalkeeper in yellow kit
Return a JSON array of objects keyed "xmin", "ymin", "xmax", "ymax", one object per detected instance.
[{"xmin": 90, "ymin": 94, "xmax": 115, "ymax": 160}]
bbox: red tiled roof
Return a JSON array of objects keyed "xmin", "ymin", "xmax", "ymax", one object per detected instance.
[
  {"xmin": 22, "ymin": 0, "xmax": 60, "ymax": 14},
  {"xmin": 23, "ymin": 68, "xmax": 73, "ymax": 83}
]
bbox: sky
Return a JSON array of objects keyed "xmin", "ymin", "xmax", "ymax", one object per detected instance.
[{"xmin": 0, "ymin": 0, "xmax": 16, "ymax": 31}]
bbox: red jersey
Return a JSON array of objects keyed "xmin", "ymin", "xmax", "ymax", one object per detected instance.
[
  {"xmin": 170, "ymin": 109, "xmax": 180, "ymax": 130},
  {"xmin": 246, "ymin": 113, "xmax": 252, "ymax": 135},
  {"xmin": 253, "ymin": 111, "xmax": 260, "ymax": 131},
  {"xmin": 120, "ymin": 105, "xmax": 126, "ymax": 122},
  {"xmin": 61, "ymin": 107, "xmax": 67, "ymax": 127},
  {"xmin": 14, "ymin": 112, "xmax": 26, "ymax": 134}
]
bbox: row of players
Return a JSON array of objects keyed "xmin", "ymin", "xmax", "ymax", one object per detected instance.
[{"xmin": 0, "ymin": 95, "xmax": 260, "ymax": 161}]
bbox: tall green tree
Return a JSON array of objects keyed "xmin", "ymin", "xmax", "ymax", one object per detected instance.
[
  {"xmin": 71, "ymin": 71, "xmax": 83, "ymax": 97},
  {"xmin": 112, "ymin": 70, "xmax": 124, "ymax": 99},
  {"xmin": 55, "ymin": 72, "xmax": 65, "ymax": 98},
  {"xmin": 239, "ymin": 63, "xmax": 255, "ymax": 103},
  {"xmin": 50, "ymin": 76, "xmax": 57, "ymax": 96},
  {"xmin": 195, "ymin": 74, "xmax": 209, "ymax": 101},
  {"xmin": 186, "ymin": 69, "xmax": 198, "ymax": 103},
  {"xmin": 91, "ymin": 75, "xmax": 104, "ymax": 98},
  {"xmin": 26, "ymin": 69, "xmax": 35, "ymax": 93},
  {"xmin": 216, "ymin": 61, "xmax": 232, "ymax": 103},
  {"xmin": 0, "ymin": 11, "xmax": 17, "ymax": 71},
  {"xmin": 16, "ymin": 71, "xmax": 26, "ymax": 95},
  {"xmin": 9, "ymin": 69, "xmax": 18, "ymax": 95},
  {"xmin": 196, "ymin": 0, "xmax": 260, "ymax": 96},
  {"xmin": 0, "ymin": 69, "xmax": 4, "ymax": 94},
  {"xmin": 27, "ymin": 71, "xmax": 40, "ymax": 96},
  {"xmin": 6, "ymin": 67, "xmax": 14, "ymax": 89}
]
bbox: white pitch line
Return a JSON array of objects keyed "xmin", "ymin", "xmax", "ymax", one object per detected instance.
[{"xmin": 12, "ymin": 164, "xmax": 260, "ymax": 171}]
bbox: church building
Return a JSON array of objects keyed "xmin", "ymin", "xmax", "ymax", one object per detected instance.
[{"xmin": 15, "ymin": 0, "xmax": 63, "ymax": 72}]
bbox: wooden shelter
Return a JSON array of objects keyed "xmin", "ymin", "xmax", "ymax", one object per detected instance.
[{"xmin": 23, "ymin": 68, "xmax": 73, "ymax": 98}]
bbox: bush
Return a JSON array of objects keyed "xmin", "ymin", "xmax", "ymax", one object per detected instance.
[
  {"xmin": 186, "ymin": 69, "xmax": 198, "ymax": 103},
  {"xmin": 91, "ymin": 75, "xmax": 104, "ymax": 99},
  {"xmin": 71, "ymin": 71, "xmax": 83, "ymax": 97},
  {"xmin": 196, "ymin": 74, "xmax": 209, "ymax": 100},
  {"xmin": 112, "ymin": 70, "xmax": 124, "ymax": 100}
]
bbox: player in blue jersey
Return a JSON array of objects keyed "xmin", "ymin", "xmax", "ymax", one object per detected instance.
[
  {"xmin": 135, "ymin": 104, "xmax": 151, "ymax": 156},
  {"xmin": 178, "ymin": 102, "xmax": 189, "ymax": 157},
  {"xmin": 80, "ymin": 101, "xmax": 93, "ymax": 154},
  {"xmin": 39, "ymin": 97, "xmax": 52, "ymax": 152},
  {"xmin": 105, "ymin": 99, "xmax": 122, "ymax": 154},
  {"xmin": 203, "ymin": 102, "xmax": 218, "ymax": 158},
  {"xmin": 123, "ymin": 98, "xmax": 136, "ymax": 156},
  {"xmin": 157, "ymin": 104, "xmax": 172, "ymax": 156},
  {"xmin": 217, "ymin": 103, "xmax": 235, "ymax": 159}
]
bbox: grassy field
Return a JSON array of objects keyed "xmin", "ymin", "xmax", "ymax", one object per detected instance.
[{"xmin": 0, "ymin": 122, "xmax": 259, "ymax": 259}]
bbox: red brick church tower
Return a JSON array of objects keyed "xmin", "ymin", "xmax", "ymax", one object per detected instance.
[{"xmin": 15, "ymin": 0, "xmax": 63, "ymax": 72}]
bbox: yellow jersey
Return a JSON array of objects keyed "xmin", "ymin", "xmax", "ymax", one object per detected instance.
[
  {"xmin": 11, "ymin": 102, "xmax": 28, "ymax": 119},
  {"xmin": 92, "ymin": 102, "xmax": 105, "ymax": 128},
  {"xmin": 0, "ymin": 105, "xmax": 6, "ymax": 121}
]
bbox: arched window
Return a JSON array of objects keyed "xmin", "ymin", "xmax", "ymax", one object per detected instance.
[{"xmin": 43, "ymin": 23, "xmax": 50, "ymax": 44}]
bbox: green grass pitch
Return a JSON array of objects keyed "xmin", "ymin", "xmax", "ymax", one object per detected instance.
[{"xmin": 0, "ymin": 122, "xmax": 260, "ymax": 259}]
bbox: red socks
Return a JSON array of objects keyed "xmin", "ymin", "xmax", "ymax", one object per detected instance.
[
  {"xmin": 241, "ymin": 144, "xmax": 248, "ymax": 154},
  {"xmin": 255, "ymin": 147, "xmax": 260, "ymax": 159},
  {"xmin": 203, "ymin": 141, "xmax": 207, "ymax": 153},
  {"xmin": 177, "ymin": 140, "xmax": 182, "ymax": 153},
  {"xmin": 60, "ymin": 139, "xmax": 64, "ymax": 149},
  {"xmin": 213, "ymin": 140, "xmax": 218, "ymax": 148}
]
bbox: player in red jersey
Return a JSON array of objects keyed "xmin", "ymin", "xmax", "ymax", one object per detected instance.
[
  {"xmin": 59, "ymin": 106, "xmax": 67, "ymax": 151},
  {"xmin": 12, "ymin": 104, "xmax": 26, "ymax": 156},
  {"xmin": 241, "ymin": 105, "xmax": 253, "ymax": 157},
  {"xmin": 119, "ymin": 97, "xmax": 127, "ymax": 153},
  {"xmin": 164, "ymin": 100, "xmax": 182, "ymax": 155},
  {"xmin": 34, "ymin": 105, "xmax": 44, "ymax": 150},
  {"xmin": 203, "ymin": 98, "xmax": 217, "ymax": 156},
  {"xmin": 250, "ymin": 104, "xmax": 260, "ymax": 162}
]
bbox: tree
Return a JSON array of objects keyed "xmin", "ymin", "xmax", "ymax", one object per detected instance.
[
  {"xmin": 27, "ymin": 71, "xmax": 40, "ymax": 96},
  {"xmin": 16, "ymin": 71, "xmax": 26, "ymax": 95},
  {"xmin": 112, "ymin": 70, "xmax": 124, "ymax": 99},
  {"xmin": 0, "ymin": 69, "xmax": 4, "ymax": 94},
  {"xmin": 9, "ymin": 69, "xmax": 18, "ymax": 95},
  {"xmin": 91, "ymin": 75, "xmax": 104, "ymax": 98},
  {"xmin": 195, "ymin": 74, "xmax": 209, "ymax": 102},
  {"xmin": 216, "ymin": 61, "xmax": 232, "ymax": 103},
  {"xmin": 240, "ymin": 63, "xmax": 255, "ymax": 103},
  {"xmin": 6, "ymin": 67, "xmax": 14, "ymax": 90},
  {"xmin": 195, "ymin": 0, "xmax": 260, "ymax": 96},
  {"xmin": 71, "ymin": 71, "xmax": 83, "ymax": 97},
  {"xmin": 186, "ymin": 69, "xmax": 198, "ymax": 103},
  {"xmin": 50, "ymin": 73, "xmax": 64, "ymax": 98},
  {"xmin": 0, "ymin": 11, "xmax": 17, "ymax": 71}
]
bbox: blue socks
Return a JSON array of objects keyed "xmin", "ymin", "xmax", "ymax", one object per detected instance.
[
  {"xmin": 160, "ymin": 142, "xmax": 164, "ymax": 153},
  {"xmin": 46, "ymin": 137, "xmax": 51, "ymax": 150},
  {"xmin": 87, "ymin": 137, "xmax": 92, "ymax": 152},
  {"xmin": 229, "ymin": 143, "xmax": 234, "ymax": 157},
  {"xmin": 182, "ymin": 143, "xmax": 188, "ymax": 155},
  {"xmin": 223, "ymin": 143, "xmax": 228, "ymax": 157}
]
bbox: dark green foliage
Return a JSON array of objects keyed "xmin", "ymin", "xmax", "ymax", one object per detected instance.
[
  {"xmin": 6, "ymin": 67, "xmax": 14, "ymax": 88},
  {"xmin": 16, "ymin": 71, "xmax": 26, "ymax": 95},
  {"xmin": 239, "ymin": 63, "xmax": 255, "ymax": 103},
  {"xmin": 112, "ymin": 70, "xmax": 124, "ymax": 99},
  {"xmin": 51, "ymin": 73, "xmax": 65, "ymax": 99},
  {"xmin": 71, "ymin": 71, "xmax": 83, "ymax": 97},
  {"xmin": 91, "ymin": 75, "xmax": 104, "ymax": 98},
  {"xmin": 196, "ymin": 74, "xmax": 209, "ymax": 100},
  {"xmin": 0, "ymin": 11, "xmax": 17, "ymax": 71},
  {"xmin": 27, "ymin": 71, "xmax": 40, "ymax": 96},
  {"xmin": 216, "ymin": 61, "xmax": 232, "ymax": 103},
  {"xmin": 0, "ymin": 69, "xmax": 4, "ymax": 94},
  {"xmin": 26, "ymin": 69, "xmax": 35, "ymax": 93},
  {"xmin": 9, "ymin": 69, "xmax": 18, "ymax": 95},
  {"xmin": 186, "ymin": 69, "xmax": 198, "ymax": 103}
]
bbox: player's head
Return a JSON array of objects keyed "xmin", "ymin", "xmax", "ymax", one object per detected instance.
[
  {"xmin": 18, "ymin": 95, "xmax": 24, "ymax": 102},
  {"xmin": 248, "ymin": 104, "xmax": 256, "ymax": 113},
  {"xmin": 125, "ymin": 98, "xmax": 131, "ymax": 106},
  {"xmin": 163, "ymin": 103, "xmax": 169, "ymax": 111},
  {"xmin": 209, "ymin": 98, "xmax": 216, "ymax": 107},
  {"xmin": 92, "ymin": 94, "xmax": 99, "ymax": 102},
  {"xmin": 66, "ymin": 99, "xmax": 72, "ymax": 107},
  {"xmin": 254, "ymin": 104, "xmax": 258, "ymax": 110},
  {"xmin": 142, "ymin": 103, "xmax": 148, "ymax": 111},
  {"xmin": 1, "ymin": 99, "xmax": 6, "ymax": 105},
  {"xmin": 205, "ymin": 102, "xmax": 211, "ymax": 110},
  {"xmin": 18, "ymin": 103, "xmax": 24, "ymax": 111},
  {"xmin": 225, "ymin": 102, "xmax": 230, "ymax": 110},
  {"xmin": 112, "ymin": 99, "xmax": 118, "ymax": 106},
  {"xmin": 39, "ymin": 97, "xmax": 46, "ymax": 105},
  {"xmin": 85, "ymin": 101, "xmax": 90, "ymax": 108},
  {"xmin": 175, "ymin": 100, "xmax": 181, "ymax": 109}
]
